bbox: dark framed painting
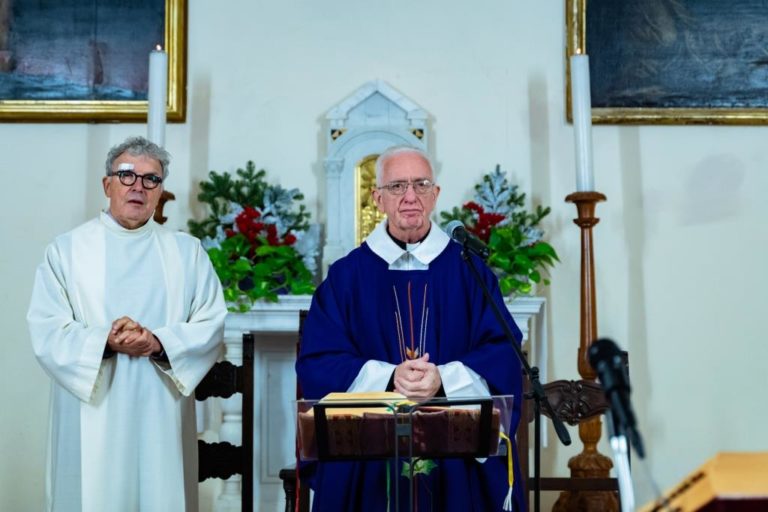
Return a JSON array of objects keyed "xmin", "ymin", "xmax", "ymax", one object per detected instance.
[
  {"xmin": 0, "ymin": 0, "xmax": 186, "ymax": 122},
  {"xmin": 567, "ymin": 0, "xmax": 768, "ymax": 125}
]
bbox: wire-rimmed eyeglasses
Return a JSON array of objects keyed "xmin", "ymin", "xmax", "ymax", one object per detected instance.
[
  {"xmin": 109, "ymin": 170, "xmax": 164, "ymax": 190},
  {"xmin": 377, "ymin": 179, "xmax": 435, "ymax": 196}
]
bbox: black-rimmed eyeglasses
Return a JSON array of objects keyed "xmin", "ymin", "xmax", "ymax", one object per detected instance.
[
  {"xmin": 377, "ymin": 179, "xmax": 435, "ymax": 196},
  {"xmin": 109, "ymin": 170, "xmax": 164, "ymax": 190}
]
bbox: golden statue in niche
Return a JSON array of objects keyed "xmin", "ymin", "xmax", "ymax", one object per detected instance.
[{"xmin": 356, "ymin": 154, "xmax": 386, "ymax": 245}]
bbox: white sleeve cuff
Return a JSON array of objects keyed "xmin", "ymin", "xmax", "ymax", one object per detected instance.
[
  {"xmin": 347, "ymin": 360, "xmax": 397, "ymax": 392},
  {"xmin": 438, "ymin": 361, "xmax": 490, "ymax": 397}
]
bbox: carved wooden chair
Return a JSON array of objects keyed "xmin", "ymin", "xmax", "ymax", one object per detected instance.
[
  {"xmin": 196, "ymin": 332, "xmax": 255, "ymax": 512},
  {"xmin": 516, "ymin": 351, "xmax": 629, "ymax": 511},
  {"xmin": 278, "ymin": 310, "xmax": 311, "ymax": 512}
]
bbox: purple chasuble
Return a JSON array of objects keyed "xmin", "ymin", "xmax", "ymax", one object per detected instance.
[{"xmin": 297, "ymin": 240, "xmax": 526, "ymax": 512}]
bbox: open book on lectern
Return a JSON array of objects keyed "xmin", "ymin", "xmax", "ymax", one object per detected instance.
[{"xmin": 295, "ymin": 391, "xmax": 514, "ymax": 461}]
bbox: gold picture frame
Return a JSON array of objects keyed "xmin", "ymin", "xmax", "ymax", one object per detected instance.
[
  {"xmin": 567, "ymin": 0, "xmax": 768, "ymax": 125},
  {"xmin": 0, "ymin": 0, "xmax": 186, "ymax": 123}
]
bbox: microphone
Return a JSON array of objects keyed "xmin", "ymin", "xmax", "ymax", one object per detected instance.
[
  {"xmin": 588, "ymin": 338, "xmax": 645, "ymax": 458},
  {"xmin": 445, "ymin": 220, "xmax": 490, "ymax": 259}
]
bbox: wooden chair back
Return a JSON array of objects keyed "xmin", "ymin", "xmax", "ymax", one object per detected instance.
[
  {"xmin": 196, "ymin": 332, "xmax": 255, "ymax": 512},
  {"xmin": 278, "ymin": 310, "xmax": 310, "ymax": 512}
]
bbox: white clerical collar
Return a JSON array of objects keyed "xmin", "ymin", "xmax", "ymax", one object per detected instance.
[
  {"xmin": 365, "ymin": 219, "xmax": 449, "ymax": 270},
  {"xmin": 100, "ymin": 210, "xmax": 155, "ymax": 236}
]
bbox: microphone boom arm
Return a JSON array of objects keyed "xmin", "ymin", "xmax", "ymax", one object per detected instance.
[{"xmin": 459, "ymin": 247, "xmax": 571, "ymax": 512}]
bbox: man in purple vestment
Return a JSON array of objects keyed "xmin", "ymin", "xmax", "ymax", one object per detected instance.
[{"xmin": 297, "ymin": 146, "xmax": 526, "ymax": 511}]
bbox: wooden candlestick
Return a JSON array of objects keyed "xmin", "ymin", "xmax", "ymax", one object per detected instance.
[
  {"xmin": 553, "ymin": 191, "xmax": 619, "ymax": 512},
  {"xmin": 153, "ymin": 190, "xmax": 176, "ymax": 225},
  {"xmin": 567, "ymin": 191, "xmax": 604, "ymax": 378}
]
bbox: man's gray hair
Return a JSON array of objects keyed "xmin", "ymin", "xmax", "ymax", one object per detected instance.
[
  {"xmin": 375, "ymin": 145, "xmax": 435, "ymax": 186},
  {"xmin": 105, "ymin": 136, "xmax": 171, "ymax": 179}
]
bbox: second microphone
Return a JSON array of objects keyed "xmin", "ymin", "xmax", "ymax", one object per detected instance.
[{"xmin": 444, "ymin": 220, "xmax": 490, "ymax": 259}]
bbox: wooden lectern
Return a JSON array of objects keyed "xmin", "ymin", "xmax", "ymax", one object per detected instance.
[{"xmin": 641, "ymin": 452, "xmax": 768, "ymax": 512}]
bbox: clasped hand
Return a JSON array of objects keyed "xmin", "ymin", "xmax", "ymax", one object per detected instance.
[
  {"xmin": 393, "ymin": 353, "xmax": 442, "ymax": 400},
  {"xmin": 107, "ymin": 316, "xmax": 162, "ymax": 357}
]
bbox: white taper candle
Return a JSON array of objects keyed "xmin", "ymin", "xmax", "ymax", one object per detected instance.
[
  {"xmin": 570, "ymin": 54, "xmax": 595, "ymax": 192},
  {"xmin": 147, "ymin": 45, "xmax": 167, "ymax": 148}
]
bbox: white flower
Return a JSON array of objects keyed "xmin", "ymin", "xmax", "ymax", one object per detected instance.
[
  {"xmin": 476, "ymin": 165, "xmax": 517, "ymax": 216},
  {"xmin": 521, "ymin": 227, "xmax": 544, "ymax": 246},
  {"xmin": 262, "ymin": 186, "xmax": 303, "ymax": 237},
  {"xmin": 293, "ymin": 224, "xmax": 320, "ymax": 275},
  {"xmin": 261, "ymin": 212, "xmax": 288, "ymax": 237},
  {"xmin": 201, "ymin": 225, "xmax": 228, "ymax": 250},
  {"xmin": 218, "ymin": 201, "xmax": 244, "ymax": 225}
]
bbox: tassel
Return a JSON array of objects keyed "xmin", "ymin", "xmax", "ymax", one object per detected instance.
[{"xmin": 500, "ymin": 432, "xmax": 515, "ymax": 511}]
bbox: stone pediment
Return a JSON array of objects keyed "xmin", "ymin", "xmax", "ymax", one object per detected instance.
[{"xmin": 326, "ymin": 80, "xmax": 428, "ymax": 134}]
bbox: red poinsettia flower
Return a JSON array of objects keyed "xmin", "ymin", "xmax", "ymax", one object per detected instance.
[
  {"xmin": 234, "ymin": 207, "xmax": 300, "ymax": 247},
  {"xmin": 265, "ymin": 224, "xmax": 279, "ymax": 246},
  {"xmin": 464, "ymin": 201, "xmax": 484, "ymax": 215},
  {"xmin": 462, "ymin": 201, "xmax": 506, "ymax": 242},
  {"xmin": 235, "ymin": 207, "xmax": 266, "ymax": 243}
]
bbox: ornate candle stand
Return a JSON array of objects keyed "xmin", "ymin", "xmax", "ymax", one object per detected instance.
[{"xmin": 553, "ymin": 191, "xmax": 618, "ymax": 512}]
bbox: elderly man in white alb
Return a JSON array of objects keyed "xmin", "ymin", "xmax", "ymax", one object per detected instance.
[{"xmin": 28, "ymin": 136, "xmax": 227, "ymax": 512}]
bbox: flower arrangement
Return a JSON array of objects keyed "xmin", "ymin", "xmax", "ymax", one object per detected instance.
[
  {"xmin": 188, "ymin": 161, "xmax": 318, "ymax": 311},
  {"xmin": 439, "ymin": 165, "xmax": 559, "ymax": 296}
]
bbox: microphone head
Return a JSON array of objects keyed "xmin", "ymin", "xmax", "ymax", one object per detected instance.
[
  {"xmin": 588, "ymin": 338, "xmax": 621, "ymax": 370},
  {"xmin": 444, "ymin": 220, "xmax": 464, "ymax": 237},
  {"xmin": 590, "ymin": 338, "xmax": 642, "ymax": 454},
  {"xmin": 589, "ymin": 338, "xmax": 630, "ymax": 394}
]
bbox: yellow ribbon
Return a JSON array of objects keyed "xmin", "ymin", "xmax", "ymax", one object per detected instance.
[{"xmin": 500, "ymin": 432, "xmax": 514, "ymax": 511}]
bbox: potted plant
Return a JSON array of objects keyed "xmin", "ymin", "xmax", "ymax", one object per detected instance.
[
  {"xmin": 188, "ymin": 161, "xmax": 318, "ymax": 311},
  {"xmin": 439, "ymin": 165, "xmax": 558, "ymax": 296}
]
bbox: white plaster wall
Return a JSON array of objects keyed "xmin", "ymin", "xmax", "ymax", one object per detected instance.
[{"xmin": 1, "ymin": 1, "xmax": 766, "ymax": 509}]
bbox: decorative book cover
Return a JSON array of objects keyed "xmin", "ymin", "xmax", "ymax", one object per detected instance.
[{"xmin": 297, "ymin": 392, "xmax": 503, "ymax": 460}]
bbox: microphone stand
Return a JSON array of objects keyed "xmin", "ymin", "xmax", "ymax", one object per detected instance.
[
  {"xmin": 605, "ymin": 413, "xmax": 635, "ymax": 512},
  {"xmin": 460, "ymin": 247, "xmax": 571, "ymax": 512}
]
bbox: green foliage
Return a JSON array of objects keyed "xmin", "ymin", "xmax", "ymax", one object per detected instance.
[
  {"xmin": 439, "ymin": 205, "xmax": 475, "ymax": 226},
  {"xmin": 439, "ymin": 165, "xmax": 559, "ymax": 297},
  {"xmin": 487, "ymin": 226, "xmax": 559, "ymax": 296},
  {"xmin": 188, "ymin": 161, "xmax": 310, "ymax": 240},
  {"xmin": 188, "ymin": 161, "xmax": 316, "ymax": 310},
  {"xmin": 205, "ymin": 235, "xmax": 315, "ymax": 311},
  {"xmin": 401, "ymin": 459, "xmax": 438, "ymax": 478}
]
